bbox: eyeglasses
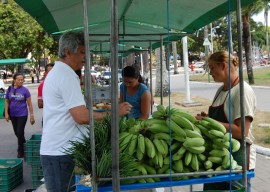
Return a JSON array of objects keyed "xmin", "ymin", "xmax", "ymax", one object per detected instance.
[{"xmin": 13, "ymin": 89, "xmax": 16, "ymax": 95}]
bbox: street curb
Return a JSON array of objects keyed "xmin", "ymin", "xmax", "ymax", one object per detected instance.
[{"xmin": 255, "ymin": 145, "xmax": 270, "ymax": 156}]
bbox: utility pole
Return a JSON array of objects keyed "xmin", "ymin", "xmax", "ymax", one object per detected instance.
[{"xmin": 265, "ymin": 6, "xmax": 269, "ymax": 64}]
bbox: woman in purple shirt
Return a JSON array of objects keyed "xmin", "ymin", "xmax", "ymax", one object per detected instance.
[{"xmin": 4, "ymin": 73, "xmax": 35, "ymax": 158}]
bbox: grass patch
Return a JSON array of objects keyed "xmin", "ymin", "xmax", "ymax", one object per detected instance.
[{"xmin": 189, "ymin": 65, "xmax": 270, "ymax": 86}]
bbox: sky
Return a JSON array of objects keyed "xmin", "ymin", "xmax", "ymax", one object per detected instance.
[{"xmin": 252, "ymin": 11, "xmax": 268, "ymax": 25}]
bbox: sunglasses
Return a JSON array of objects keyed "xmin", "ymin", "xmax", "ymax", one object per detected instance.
[{"xmin": 13, "ymin": 89, "xmax": 16, "ymax": 95}]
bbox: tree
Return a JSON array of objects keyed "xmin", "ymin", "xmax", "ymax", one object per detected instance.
[
  {"xmin": 154, "ymin": 46, "xmax": 169, "ymax": 100},
  {"xmin": 0, "ymin": 0, "xmax": 57, "ymax": 71},
  {"xmin": 242, "ymin": 0, "xmax": 266, "ymax": 84}
]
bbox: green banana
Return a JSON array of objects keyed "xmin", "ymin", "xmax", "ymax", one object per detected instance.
[
  {"xmin": 191, "ymin": 154, "xmax": 199, "ymax": 171},
  {"xmin": 171, "ymin": 114, "xmax": 194, "ymax": 130},
  {"xmin": 223, "ymin": 132, "xmax": 231, "ymax": 142},
  {"xmin": 208, "ymin": 156, "xmax": 223, "ymax": 164},
  {"xmin": 204, "ymin": 160, "xmax": 213, "ymax": 169},
  {"xmin": 231, "ymin": 138, "xmax": 241, "ymax": 152},
  {"xmin": 183, "ymin": 137, "xmax": 205, "ymax": 148},
  {"xmin": 138, "ymin": 134, "xmax": 145, "ymax": 154},
  {"xmin": 147, "ymin": 123, "xmax": 169, "ymax": 134},
  {"xmin": 154, "ymin": 133, "xmax": 171, "ymax": 141},
  {"xmin": 213, "ymin": 138, "xmax": 230, "ymax": 149},
  {"xmin": 172, "ymin": 134, "xmax": 186, "ymax": 142},
  {"xmin": 152, "ymin": 111, "xmax": 165, "ymax": 119},
  {"xmin": 157, "ymin": 104, "xmax": 166, "ymax": 115},
  {"xmin": 157, "ymin": 151, "xmax": 164, "ymax": 168},
  {"xmin": 184, "ymin": 129, "xmax": 202, "ymax": 138},
  {"xmin": 136, "ymin": 147, "xmax": 144, "ymax": 161},
  {"xmin": 208, "ymin": 129, "xmax": 225, "ymax": 138},
  {"xmin": 222, "ymin": 153, "xmax": 233, "ymax": 169},
  {"xmin": 163, "ymin": 156, "xmax": 171, "ymax": 165},
  {"xmin": 153, "ymin": 139, "xmax": 166, "ymax": 155},
  {"xmin": 173, "ymin": 110, "xmax": 198, "ymax": 123},
  {"xmin": 144, "ymin": 137, "xmax": 156, "ymax": 158},
  {"xmin": 141, "ymin": 163, "xmax": 157, "ymax": 174},
  {"xmin": 166, "ymin": 119, "xmax": 187, "ymax": 138},
  {"xmin": 119, "ymin": 132, "xmax": 131, "ymax": 142},
  {"xmin": 119, "ymin": 133, "xmax": 133, "ymax": 152},
  {"xmin": 209, "ymin": 149, "xmax": 227, "ymax": 157},
  {"xmin": 157, "ymin": 164, "xmax": 170, "ymax": 174},
  {"xmin": 184, "ymin": 151, "xmax": 192, "ymax": 166},
  {"xmin": 185, "ymin": 146, "xmax": 205, "ymax": 154},
  {"xmin": 203, "ymin": 117, "xmax": 227, "ymax": 134},
  {"xmin": 173, "ymin": 159, "xmax": 183, "ymax": 172},
  {"xmin": 128, "ymin": 134, "xmax": 138, "ymax": 155},
  {"xmin": 137, "ymin": 164, "xmax": 147, "ymax": 175},
  {"xmin": 198, "ymin": 153, "xmax": 206, "ymax": 162},
  {"xmin": 170, "ymin": 142, "xmax": 182, "ymax": 152},
  {"xmin": 159, "ymin": 139, "xmax": 169, "ymax": 156}
]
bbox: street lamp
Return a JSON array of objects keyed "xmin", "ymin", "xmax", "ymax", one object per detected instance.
[{"xmin": 210, "ymin": 23, "xmax": 220, "ymax": 53}]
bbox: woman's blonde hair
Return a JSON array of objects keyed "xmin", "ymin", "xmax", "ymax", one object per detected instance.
[{"xmin": 208, "ymin": 51, "xmax": 238, "ymax": 71}]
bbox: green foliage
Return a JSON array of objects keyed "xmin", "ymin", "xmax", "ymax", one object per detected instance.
[
  {"xmin": 66, "ymin": 115, "xmax": 139, "ymax": 185},
  {"xmin": 0, "ymin": 0, "xmax": 58, "ymax": 69}
]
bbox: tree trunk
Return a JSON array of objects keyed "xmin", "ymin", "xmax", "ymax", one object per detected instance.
[
  {"xmin": 142, "ymin": 51, "xmax": 149, "ymax": 75},
  {"xmin": 154, "ymin": 46, "xmax": 169, "ymax": 97},
  {"xmin": 172, "ymin": 41, "xmax": 179, "ymax": 74},
  {"xmin": 242, "ymin": 14, "xmax": 255, "ymax": 85}
]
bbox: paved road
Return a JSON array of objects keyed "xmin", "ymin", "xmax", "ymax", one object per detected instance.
[
  {"xmin": 152, "ymin": 71, "xmax": 270, "ymax": 112},
  {"xmin": 0, "ymin": 82, "xmax": 269, "ymax": 191}
]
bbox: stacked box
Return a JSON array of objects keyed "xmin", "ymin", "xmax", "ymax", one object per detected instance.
[
  {"xmin": 25, "ymin": 134, "xmax": 42, "ymax": 165},
  {"xmin": 92, "ymin": 87, "xmax": 111, "ymax": 104},
  {"xmin": 0, "ymin": 158, "xmax": 23, "ymax": 192},
  {"xmin": 25, "ymin": 134, "xmax": 44, "ymax": 188},
  {"xmin": 31, "ymin": 165, "xmax": 43, "ymax": 188}
]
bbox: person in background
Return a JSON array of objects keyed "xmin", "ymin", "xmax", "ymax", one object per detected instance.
[
  {"xmin": 120, "ymin": 65, "xmax": 151, "ymax": 119},
  {"xmin": 40, "ymin": 31, "xmax": 132, "ymax": 192},
  {"xmin": 196, "ymin": 51, "xmax": 256, "ymax": 191},
  {"xmin": 37, "ymin": 63, "xmax": 54, "ymax": 109},
  {"xmin": 4, "ymin": 73, "xmax": 35, "ymax": 158},
  {"xmin": 75, "ymin": 69, "xmax": 96, "ymax": 88},
  {"xmin": 30, "ymin": 69, "xmax": 35, "ymax": 83}
]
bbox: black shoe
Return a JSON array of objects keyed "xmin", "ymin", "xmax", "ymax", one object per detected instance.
[{"xmin": 17, "ymin": 153, "xmax": 24, "ymax": 158}]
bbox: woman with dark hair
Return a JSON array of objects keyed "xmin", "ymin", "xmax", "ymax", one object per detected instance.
[
  {"xmin": 120, "ymin": 65, "xmax": 151, "ymax": 119},
  {"xmin": 4, "ymin": 73, "xmax": 35, "ymax": 158}
]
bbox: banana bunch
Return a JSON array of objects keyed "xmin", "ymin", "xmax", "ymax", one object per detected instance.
[{"xmin": 118, "ymin": 106, "xmax": 244, "ymax": 183}]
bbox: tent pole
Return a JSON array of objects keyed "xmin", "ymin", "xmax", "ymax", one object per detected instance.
[
  {"xmin": 149, "ymin": 41, "xmax": 153, "ymax": 114},
  {"xmin": 236, "ymin": 0, "xmax": 248, "ymax": 190},
  {"xmin": 110, "ymin": 0, "xmax": 120, "ymax": 191},
  {"xmin": 82, "ymin": 0, "xmax": 96, "ymax": 191},
  {"xmin": 160, "ymin": 35, "xmax": 163, "ymax": 105}
]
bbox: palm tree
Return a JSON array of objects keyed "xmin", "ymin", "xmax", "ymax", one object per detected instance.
[
  {"xmin": 264, "ymin": 1, "xmax": 270, "ymax": 64},
  {"xmin": 154, "ymin": 46, "xmax": 169, "ymax": 101},
  {"xmin": 242, "ymin": 1, "xmax": 265, "ymax": 84}
]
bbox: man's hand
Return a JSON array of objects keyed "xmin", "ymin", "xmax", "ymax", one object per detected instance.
[{"xmin": 118, "ymin": 102, "xmax": 132, "ymax": 116}]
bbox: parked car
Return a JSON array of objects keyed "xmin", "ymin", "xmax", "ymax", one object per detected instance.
[
  {"xmin": 0, "ymin": 79, "xmax": 5, "ymax": 93},
  {"xmin": 101, "ymin": 71, "xmax": 111, "ymax": 85},
  {"xmin": 91, "ymin": 70, "xmax": 101, "ymax": 78},
  {"xmin": 193, "ymin": 61, "xmax": 205, "ymax": 68},
  {"xmin": 100, "ymin": 70, "xmax": 122, "ymax": 85}
]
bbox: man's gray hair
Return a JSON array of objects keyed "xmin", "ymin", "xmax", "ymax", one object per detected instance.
[{"xmin": 58, "ymin": 31, "xmax": 85, "ymax": 59}]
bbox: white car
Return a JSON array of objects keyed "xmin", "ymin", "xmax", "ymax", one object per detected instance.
[
  {"xmin": 193, "ymin": 61, "xmax": 205, "ymax": 68},
  {"xmin": 0, "ymin": 79, "xmax": 5, "ymax": 94}
]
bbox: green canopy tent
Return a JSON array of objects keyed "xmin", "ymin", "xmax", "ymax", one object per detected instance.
[
  {"xmin": 13, "ymin": 0, "xmax": 258, "ymax": 191},
  {"xmin": 0, "ymin": 58, "xmax": 31, "ymax": 66}
]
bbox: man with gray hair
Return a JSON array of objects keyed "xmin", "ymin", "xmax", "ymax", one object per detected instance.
[{"xmin": 40, "ymin": 31, "xmax": 132, "ymax": 192}]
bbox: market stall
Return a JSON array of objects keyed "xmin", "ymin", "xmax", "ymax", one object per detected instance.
[{"xmin": 14, "ymin": 0, "xmax": 258, "ymax": 191}]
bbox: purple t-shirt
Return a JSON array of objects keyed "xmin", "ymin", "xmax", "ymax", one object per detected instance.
[{"xmin": 5, "ymin": 85, "xmax": 31, "ymax": 117}]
